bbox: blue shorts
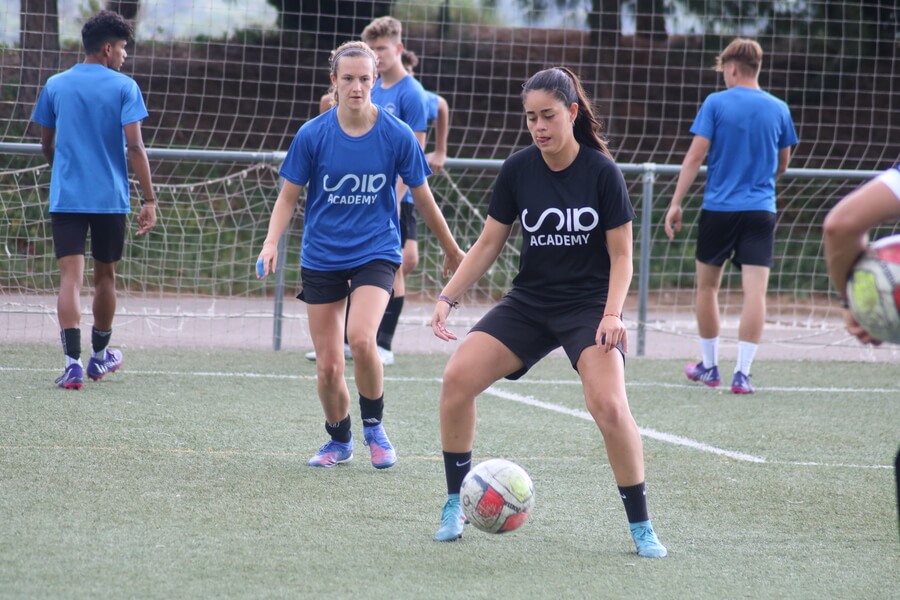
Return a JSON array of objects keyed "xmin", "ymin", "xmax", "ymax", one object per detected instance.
[
  {"xmin": 298, "ymin": 259, "xmax": 399, "ymax": 304},
  {"xmin": 696, "ymin": 209, "xmax": 776, "ymax": 268},
  {"xmin": 470, "ymin": 293, "xmax": 624, "ymax": 381}
]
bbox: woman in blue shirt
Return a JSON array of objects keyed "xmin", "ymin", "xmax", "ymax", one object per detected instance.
[{"xmin": 257, "ymin": 41, "xmax": 464, "ymax": 470}]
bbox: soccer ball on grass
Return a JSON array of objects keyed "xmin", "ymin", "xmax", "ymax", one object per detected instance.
[
  {"xmin": 459, "ymin": 458, "xmax": 534, "ymax": 534},
  {"xmin": 846, "ymin": 233, "xmax": 900, "ymax": 344}
]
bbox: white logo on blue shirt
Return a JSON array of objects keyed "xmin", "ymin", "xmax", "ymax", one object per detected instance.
[{"xmin": 323, "ymin": 173, "xmax": 388, "ymax": 206}]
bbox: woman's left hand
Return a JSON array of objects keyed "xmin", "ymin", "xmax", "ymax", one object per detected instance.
[
  {"xmin": 431, "ymin": 301, "xmax": 457, "ymax": 341},
  {"xmin": 596, "ymin": 314, "xmax": 628, "ymax": 353}
]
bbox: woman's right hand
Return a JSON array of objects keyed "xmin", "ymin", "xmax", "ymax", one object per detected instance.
[{"xmin": 431, "ymin": 301, "xmax": 457, "ymax": 342}]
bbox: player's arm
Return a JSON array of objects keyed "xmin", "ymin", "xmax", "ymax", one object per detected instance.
[
  {"xmin": 124, "ymin": 121, "xmax": 157, "ymax": 236},
  {"xmin": 432, "ymin": 217, "xmax": 511, "ymax": 341},
  {"xmin": 39, "ymin": 126, "xmax": 55, "ymax": 166},
  {"xmin": 823, "ymin": 178, "xmax": 900, "ymax": 298},
  {"xmin": 664, "ymin": 135, "xmax": 709, "ymax": 240},
  {"xmin": 776, "ymin": 146, "xmax": 791, "ymax": 177},
  {"xmin": 258, "ymin": 180, "xmax": 304, "ymax": 276},
  {"xmin": 427, "ymin": 95, "xmax": 449, "ymax": 174},
  {"xmin": 599, "ymin": 221, "xmax": 634, "ymax": 353},
  {"xmin": 410, "ymin": 181, "xmax": 464, "ymax": 274}
]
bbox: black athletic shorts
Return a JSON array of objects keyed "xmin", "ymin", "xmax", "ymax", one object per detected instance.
[
  {"xmin": 298, "ymin": 259, "xmax": 399, "ymax": 304},
  {"xmin": 51, "ymin": 213, "xmax": 127, "ymax": 263},
  {"xmin": 696, "ymin": 209, "xmax": 776, "ymax": 268},
  {"xmin": 470, "ymin": 293, "xmax": 625, "ymax": 381},
  {"xmin": 400, "ymin": 202, "xmax": 418, "ymax": 245}
]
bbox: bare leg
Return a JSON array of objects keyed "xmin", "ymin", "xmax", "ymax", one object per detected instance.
[
  {"xmin": 307, "ymin": 299, "xmax": 353, "ymax": 424},
  {"xmin": 738, "ymin": 265, "xmax": 770, "ymax": 343},
  {"xmin": 346, "ymin": 285, "xmax": 391, "ymax": 400},
  {"xmin": 439, "ymin": 332, "xmax": 524, "ymax": 452},
  {"xmin": 577, "ymin": 346, "xmax": 643, "ymax": 486},
  {"xmin": 695, "ymin": 260, "xmax": 724, "ymax": 339},
  {"xmin": 57, "ymin": 255, "xmax": 85, "ymax": 329},
  {"xmin": 91, "ymin": 259, "xmax": 117, "ymax": 330}
]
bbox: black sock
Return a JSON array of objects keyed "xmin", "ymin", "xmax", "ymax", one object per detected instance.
[
  {"xmin": 618, "ymin": 482, "xmax": 650, "ymax": 523},
  {"xmin": 61, "ymin": 328, "xmax": 81, "ymax": 361},
  {"xmin": 92, "ymin": 327, "xmax": 112, "ymax": 354},
  {"xmin": 443, "ymin": 451, "xmax": 473, "ymax": 495},
  {"xmin": 359, "ymin": 393, "xmax": 384, "ymax": 427},
  {"xmin": 325, "ymin": 415, "xmax": 352, "ymax": 443},
  {"xmin": 376, "ymin": 295, "xmax": 404, "ymax": 351}
]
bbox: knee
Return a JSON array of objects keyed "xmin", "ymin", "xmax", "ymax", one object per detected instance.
[
  {"xmin": 440, "ymin": 362, "xmax": 478, "ymax": 408},
  {"xmin": 316, "ymin": 361, "xmax": 344, "ymax": 387},
  {"xmin": 346, "ymin": 332, "xmax": 375, "ymax": 359},
  {"xmin": 588, "ymin": 395, "xmax": 632, "ymax": 431}
]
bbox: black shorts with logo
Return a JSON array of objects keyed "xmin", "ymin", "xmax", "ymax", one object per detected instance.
[
  {"xmin": 696, "ymin": 209, "xmax": 776, "ymax": 268},
  {"xmin": 298, "ymin": 259, "xmax": 399, "ymax": 304},
  {"xmin": 400, "ymin": 202, "xmax": 418, "ymax": 245},
  {"xmin": 51, "ymin": 213, "xmax": 127, "ymax": 263},
  {"xmin": 470, "ymin": 292, "xmax": 625, "ymax": 381}
]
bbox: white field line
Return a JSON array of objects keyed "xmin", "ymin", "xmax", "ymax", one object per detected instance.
[{"xmin": 2, "ymin": 367, "xmax": 893, "ymax": 469}]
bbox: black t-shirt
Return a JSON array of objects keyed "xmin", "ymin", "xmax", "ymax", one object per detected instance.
[{"xmin": 488, "ymin": 144, "xmax": 635, "ymax": 307}]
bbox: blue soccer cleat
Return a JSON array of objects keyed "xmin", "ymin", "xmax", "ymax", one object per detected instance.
[
  {"xmin": 731, "ymin": 371, "xmax": 754, "ymax": 394},
  {"xmin": 87, "ymin": 348, "xmax": 123, "ymax": 381},
  {"xmin": 363, "ymin": 422, "xmax": 397, "ymax": 469},
  {"xmin": 55, "ymin": 362, "xmax": 84, "ymax": 390},
  {"xmin": 434, "ymin": 494, "xmax": 466, "ymax": 542},
  {"xmin": 630, "ymin": 520, "xmax": 668, "ymax": 558},
  {"xmin": 684, "ymin": 362, "xmax": 721, "ymax": 387},
  {"xmin": 308, "ymin": 438, "xmax": 353, "ymax": 468}
]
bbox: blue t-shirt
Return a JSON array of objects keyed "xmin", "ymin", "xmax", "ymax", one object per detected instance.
[
  {"xmin": 279, "ymin": 107, "xmax": 431, "ymax": 271},
  {"xmin": 31, "ymin": 63, "xmax": 149, "ymax": 214},
  {"xmin": 691, "ymin": 86, "xmax": 798, "ymax": 213},
  {"xmin": 425, "ymin": 91, "xmax": 440, "ymax": 123},
  {"xmin": 372, "ymin": 74, "xmax": 429, "ymax": 205}
]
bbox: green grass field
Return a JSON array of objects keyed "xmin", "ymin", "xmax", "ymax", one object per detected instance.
[{"xmin": 1, "ymin": 344, "xmax": 897, "ymax": 599}]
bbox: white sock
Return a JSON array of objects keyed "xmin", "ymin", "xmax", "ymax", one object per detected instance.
[
  {"xmin": 92, "ymin": 348, "xmax": 107, "ymax": 360},
  {"xmin": 700, "ymin": 337, "xmax": 719, "ymax": 368},
  {"xmin": 736, "ymin": 341, "xmax": 758, "ymax": 375},
  {"xmin": 65, "ymin": 356, "xmax": 82, "ymax": 367}
]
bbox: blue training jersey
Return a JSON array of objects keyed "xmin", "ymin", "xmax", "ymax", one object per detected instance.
[
  {"xmin": 425, "ymin": 91, "xmax": 440, "ymax": 123},
  {"xmin": 372, "ymin": 74, "xmax": 429, "ymax": 205},
  {"xmin": 279, "ymin": 107, "xmax": 431, "ymax": 271},
  {"xmin": 31, "ymin": 63, "xmax": 149, "ymax": 214},
  {"xmin": 691, "ymin": 86, "xmax": 797, "ymax": 213}
]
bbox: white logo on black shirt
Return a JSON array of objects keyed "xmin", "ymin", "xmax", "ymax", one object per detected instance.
[
  {"xmin": 521, "ymin": 207, "xmax": 598, "ymax": 247},
  {"xmin": 323, "ymin": 173, "xmax": 388, "ymax": 205}
]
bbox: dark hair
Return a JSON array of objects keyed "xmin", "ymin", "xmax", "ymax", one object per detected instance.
[
  {"xmin": 401, "ymin": 49, "xmax": 419, "ymax": 71},
  {"xmin": 521, "ymin": 67, "xmax": 612, "ymax": 159},
  {"xmin": 81, "ymin": 11, "xmax": 133, "ymax": 54}
]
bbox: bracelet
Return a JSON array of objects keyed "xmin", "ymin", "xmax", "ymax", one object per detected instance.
[
  {"xmin": 603, "ymin": 313, "xmax": 621, "ymax": 320},
  {"xmin": 140, "ymin": 197, "xmax": 156, "ymax": 207},
  {"xmin": 438, "ymin": 295, "xmax": 459, "ymax": 309}
]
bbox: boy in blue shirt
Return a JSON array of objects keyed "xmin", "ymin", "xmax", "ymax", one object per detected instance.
[
  {"xmin": 402, "ymin": 49, "xmax": 450, "ymax": 174},
  {"xmin": 665, "ymin": 38, "xmax": 797, "ymax": 394},
  {"xmin": 31, "ymin": 11, "xmax": 157, "ymax": 390},
  {"xmin": 362, "ymin": 16, "xmax": 431, "ymax": 366}
]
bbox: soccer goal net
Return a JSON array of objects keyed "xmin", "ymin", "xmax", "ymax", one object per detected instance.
[{"xmin": 1, "ymin": 0, "xmax": 898, "ymax": 356}]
